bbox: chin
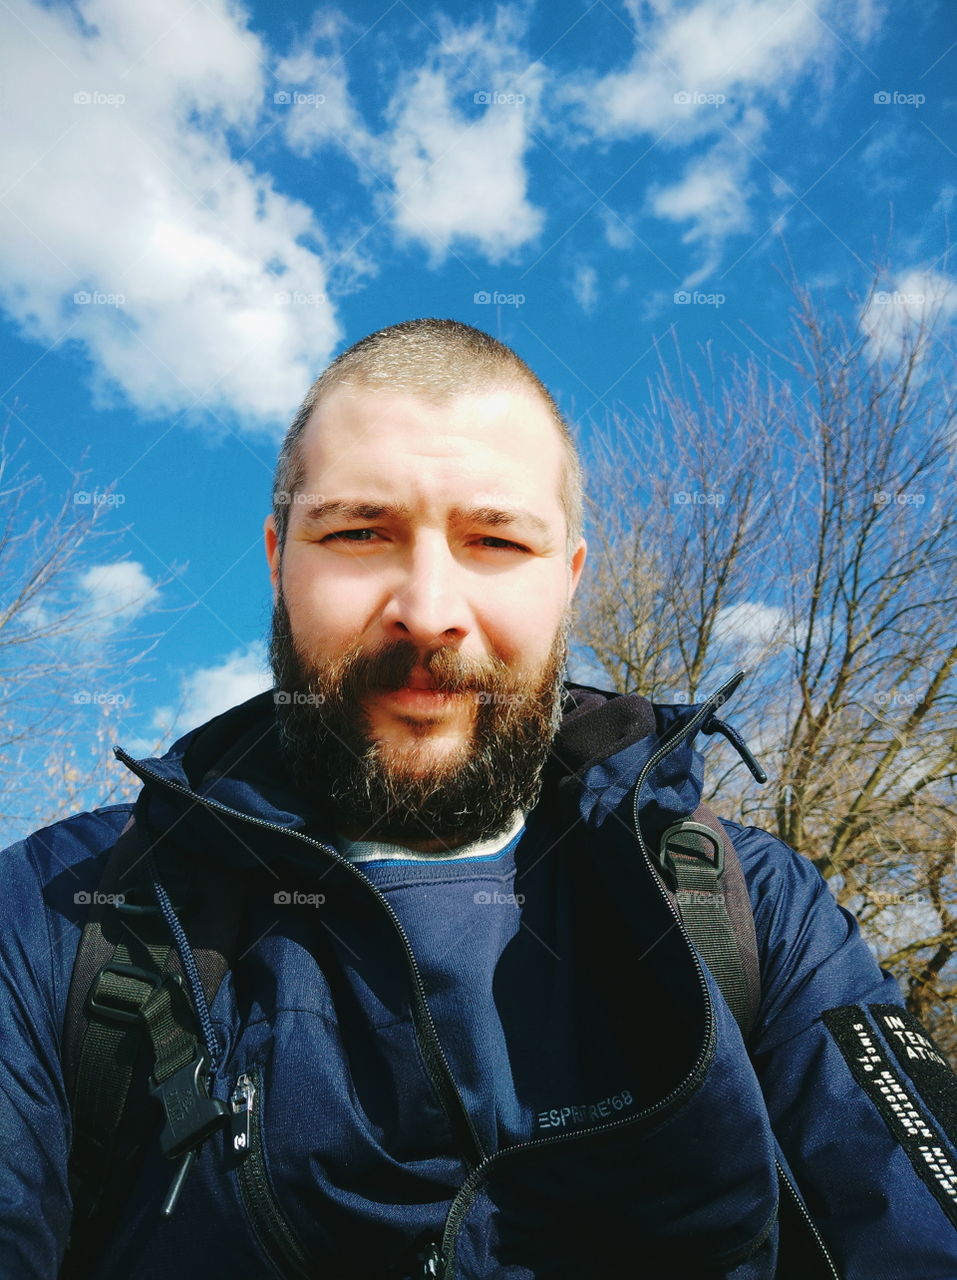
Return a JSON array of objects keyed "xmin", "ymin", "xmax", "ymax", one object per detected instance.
[{"xmin": 378, "ymin": 728, "xmax": 471, "ymax": 769}]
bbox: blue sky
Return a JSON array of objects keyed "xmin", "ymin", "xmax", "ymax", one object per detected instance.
[{"xmin": 0, "ymin": 0, "xmax": 955, "ymax": 821}]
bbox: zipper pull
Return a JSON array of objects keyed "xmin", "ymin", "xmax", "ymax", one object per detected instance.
[
  {"xmin": 230, "ymin": 1072, "xmax": 256, "ymax": 1156},
  {"xmin": 422, "ymin": 1240, "xmax": 443, "ymax": 1277}
]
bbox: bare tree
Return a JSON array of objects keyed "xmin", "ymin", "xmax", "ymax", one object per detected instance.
[
  {"xmin": 573, "ymin": 275, "xmax": 957, "ymax": 1057},
  {"xmin": 0, "ymin": 428, "xmax": 162, "ymax": 838}
]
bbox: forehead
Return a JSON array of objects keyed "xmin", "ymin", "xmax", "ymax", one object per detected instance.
[{"xmin": 296, "ymin": 383, "xmax": 565, "ymax": 509}]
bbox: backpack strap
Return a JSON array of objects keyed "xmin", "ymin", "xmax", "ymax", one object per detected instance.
[
  {"xmin": 656, "ymin": 803, "xmax": 762, "ymax": 1045},
  {"xmin": 61, "ymin": 808, "xmax": 246, "ymax": 1275}
]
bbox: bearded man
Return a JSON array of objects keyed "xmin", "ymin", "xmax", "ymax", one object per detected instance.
[{"xmin": 2, "ymin": 319, "xmax": 956, "ymax": 1280}]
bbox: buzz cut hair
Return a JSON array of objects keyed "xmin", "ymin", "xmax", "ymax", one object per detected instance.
[{"xmin": 271, "ymin": 317, "xmax": 584, "ymax": 557}]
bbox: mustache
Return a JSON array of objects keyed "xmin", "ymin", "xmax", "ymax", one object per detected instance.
[{"xmin": 299, "ymin": 638, "xmax": 517, "ymax": 700}]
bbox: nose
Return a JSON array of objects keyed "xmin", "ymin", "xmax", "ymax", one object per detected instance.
[{"xmin": 379, "ymin": 532, "xmax": 472, "ymax": 649}]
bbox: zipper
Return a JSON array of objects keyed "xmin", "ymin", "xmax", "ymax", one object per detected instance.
[
  {"xmin": 230, "ymin": 1071, "xmax": 256, "ymax": 1157},
  {"xmin": 230, "ymin": 1067, "xmax": 311, "ymax": 1280},
  {"xmin": 775, "ymin": 1159, "xmax": 841, "ymax": 1278},
  {"xmin": 119, "ymin": 674, "xmax": 810, "ymax": 1279},
  {"xmin": 434, "ymin": 673, "xmax": 750, "ymax": 1277},
  {"xmin": 632, "ymin": 681, "xmax": 838, "ymax": 1278},
  {"xmin": 114, "ymin": 746, "xmax": 487, "ymax": 1182}
]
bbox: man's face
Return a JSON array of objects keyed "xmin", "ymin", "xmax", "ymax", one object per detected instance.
[{"xmin": 264, "ymin": 382, "xmax": 586, "ymax": 848}]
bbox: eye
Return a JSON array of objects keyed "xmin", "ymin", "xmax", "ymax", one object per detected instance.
[
  {"xmin": 476, "ymin": 536, "xmax": 529, "ymax": 552},
  {"xmin": 320, "ymin": 528, "xmax": 380, "ymax": 543}
]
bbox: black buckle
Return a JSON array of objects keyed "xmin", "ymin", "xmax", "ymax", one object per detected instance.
[
  {"xmin": 87, "ymin": 962, "xmax": 165, "ymax": 1025},
  {"xmin": 149, "ymin": 1051, "xmax": 228, "ymax": 1161}
]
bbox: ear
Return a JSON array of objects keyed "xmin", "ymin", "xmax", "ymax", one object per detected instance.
[
  {"xmin": 567, "ymin": 538, "xmax": 586, "ymax": 601},
  {"xmin": 264, "ymin": 514, "xmax": 281, "ymax": 603}
]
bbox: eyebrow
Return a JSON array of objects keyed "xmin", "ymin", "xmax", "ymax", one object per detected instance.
[{"xmin": 298, "ymin": 499, "xmax": 551, "ymax": 538}]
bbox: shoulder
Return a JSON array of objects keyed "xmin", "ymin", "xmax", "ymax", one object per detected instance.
[
  {"xmin": 719, "ymin": 817, "xmax": 844, "ymax": 930},
  {"xmin": 0, "ymin": 804, "xmax": 136, "ymax": 1032},
  {"xmin": 719, "ymin": 819, "xmax": 832, "ymax": 915},
  {"xmin": 717, "ymin": 819, "xmax": 901, "ymax": 1045},
  {"xmin": 2, "ymin": 803, "xmax": 136, "ymax": 933}
]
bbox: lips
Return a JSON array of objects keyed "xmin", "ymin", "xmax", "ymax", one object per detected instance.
[{"xmin": 401, "ymin": 669, "xmax": 440, "ymax": 692}]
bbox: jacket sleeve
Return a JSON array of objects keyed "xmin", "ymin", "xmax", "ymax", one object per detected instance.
[
  {"xmin": 0, "ymin": 809, "xmax": 127, "ymax": 1278},
  {"xmin": 728, "ymin": 821, "xmax": 957, "ymax": 1279}
]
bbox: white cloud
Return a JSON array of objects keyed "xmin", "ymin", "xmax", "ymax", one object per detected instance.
[
  {"xmin": 275, "ymin": 12, "xmax": 377, "ymax": 164},
  {"xmin": 0, "ymin": 0, "xmax": 342, "ymax": 427},
  {"xmin": 269, "ymin": 8, "xmax": 548, "ymax": 264},
  {"xmin": 651, "ymin": 148, "xmax": 752, "ymax": 249},
  {"xmin": 602, "ymin": 209, "xmax": 638, "ymax": 250},
  {"xmin": 271, "ymin": 9, "xmax": 547, "ymax": 265},
  {"xmin": 861, "ymin": 268, "xmax": 957, "ymax": 363},
  {"xmin": 572, "ymin": 264, "xmax": 599, "ymax": 314},
  {"xmin": 560, "ymin": 0, "xmax": 872, "ymax": 272},
  {"xmin": 714, "ymin": 601, "xmax": 786, "ymax": 654},
  {"xmin": 76, "ymin": 560, "xmax": 160, "ymax": 632},
  {"xmin": 379, "ymin": 10, "xmax": 546, "ymax": 263},
  {"xmin": 152, "ymin": 641, "xmax": 272, "ymax": 735},
  {"xmin": 571, "ymin": 0, "xmax": 832, "ymax": 140}
]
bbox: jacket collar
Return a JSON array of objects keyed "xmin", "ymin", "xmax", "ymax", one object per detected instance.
[{"xmin": 116, "ymin": 678, "xmax": 747, "ymax": 857}]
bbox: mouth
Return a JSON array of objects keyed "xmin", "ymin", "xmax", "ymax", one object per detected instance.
[
  {"xmin": 403, "ymin": 672, "xmax": 440, "ymax": 691},
  {"xmin": 380, "ymin": 685, "xmax": 462, "ymax": 709},
  {"xmin": 373, "ymin": 669, "xmax": 470, "ymax": 717}
]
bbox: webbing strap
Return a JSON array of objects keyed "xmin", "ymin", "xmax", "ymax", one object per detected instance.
[
  {"xmin": 63, "ymin": 810, "xmax": 247, "ymax": 1276},
  {"xmin": 70, "ymin": 931, "xmax": 202, "ymax": 1216},
  {"xmin": 65, "ymin": 822, "xmax": 204, "ymax": 1275},
  {"xmin": 73, "ymin": 940, "xmax": 168, "ymax": 1182},
  {"xmin": 659, "ymin": 815, "xmax": 760, "ymax": 1043}
]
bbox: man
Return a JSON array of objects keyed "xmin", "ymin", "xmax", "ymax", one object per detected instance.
[{"xmin": 1, "ymin": 318, "xmax": 955, "ymax": 1279}]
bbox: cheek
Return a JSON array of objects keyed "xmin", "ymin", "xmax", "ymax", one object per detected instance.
[
  {"xmin": 481, "ymin": 590, "xmax": 567, "ymax": 669},
  {"xmin": 281, "ymin": 561, "xmax": 359, "ymax": 655}
]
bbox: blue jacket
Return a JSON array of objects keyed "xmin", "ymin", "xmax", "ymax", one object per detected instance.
[{"xmin": 1, "ymin": 680, "xmax": 956, "ymax": 1278}]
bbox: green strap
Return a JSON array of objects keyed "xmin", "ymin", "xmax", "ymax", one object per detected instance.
[
  {"xmin": 64, "ymin": 816, "xmax": 243, "ymax": 1277},
  {"xmin": 69, "ymin": 928, "xmax": 203, "ymax": 1253},
  {"xmin": 72, "ymin": 940, "xmax": 171, "ymax": 1178},
  {"xmin": 659, "ymin": 820, "xmax": 754, "ymax": 1039}
]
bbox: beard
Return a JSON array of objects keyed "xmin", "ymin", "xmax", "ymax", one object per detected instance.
[{"xmin": 268, "ymin": 590, "xmax": 567, "ymax": 851}]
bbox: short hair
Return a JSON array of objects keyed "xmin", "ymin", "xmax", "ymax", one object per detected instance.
[{"xmin": 272, "ymin": 318, "xmax": 583, "ymax": 557}]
